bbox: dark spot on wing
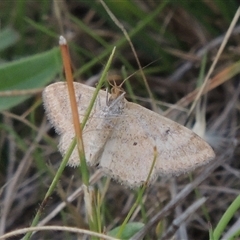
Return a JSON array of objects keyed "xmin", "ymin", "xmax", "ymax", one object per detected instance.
[
  {"xmin": 77, "ymin": 93, "xmax": 82, "ymax": 102},
  {"xmin": 165, "ymin": 128, "xmax": 170, "ymax": 135}
]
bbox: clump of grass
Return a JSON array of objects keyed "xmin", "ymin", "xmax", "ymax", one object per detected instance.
[{"xmin": 0, "ymin": 1, "xmax": 239, "ymax": 239}]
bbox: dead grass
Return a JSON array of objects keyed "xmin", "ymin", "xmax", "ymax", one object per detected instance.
[{"xmin": 0, "ymin": 1, "xmax": 239, "ymax": 239}]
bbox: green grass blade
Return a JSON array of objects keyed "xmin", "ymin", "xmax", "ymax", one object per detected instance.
[
  {"xmin": 0, "ymin": 47, "xmax": 61, "ymax": 111},
  {"xmin": 212, "ymin": 194, "xmax": 240, "ymax": 240}
]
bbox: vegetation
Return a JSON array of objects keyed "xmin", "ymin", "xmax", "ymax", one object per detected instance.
[{"xmin": 0, "ymin": 1, "xmax": 239, "ymax": 239}]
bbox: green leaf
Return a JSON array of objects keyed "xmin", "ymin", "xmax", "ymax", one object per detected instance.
[
  {"xmin": 0, "ymin": 27, "xmax": 19, "ymax": 52},
  {"xmin": 0, "ymin": 47, "xmax": 61, "ymax": 111},
  {"xmin": 108, "ymin": 222, "xmax": 144, "ymax": 239}
]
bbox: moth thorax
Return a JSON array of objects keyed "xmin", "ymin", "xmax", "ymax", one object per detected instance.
[{"xmin": 109, "ymin": 86, "xmax": 125, "ymax": 101}]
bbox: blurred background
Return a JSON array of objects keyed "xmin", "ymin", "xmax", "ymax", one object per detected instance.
[{"xmin": 0, "ymin": 1, "xmax": 239, "ymax": 239}]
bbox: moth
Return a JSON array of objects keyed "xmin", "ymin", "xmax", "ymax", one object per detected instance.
[{"xmin": 43, "ymin": 82, "xmax": 215, "ymax": 187}]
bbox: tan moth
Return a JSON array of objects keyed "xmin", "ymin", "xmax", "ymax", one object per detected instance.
[{"xmin": 42, "ymin": 81, "xmax": 215, "ymax": 187}]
